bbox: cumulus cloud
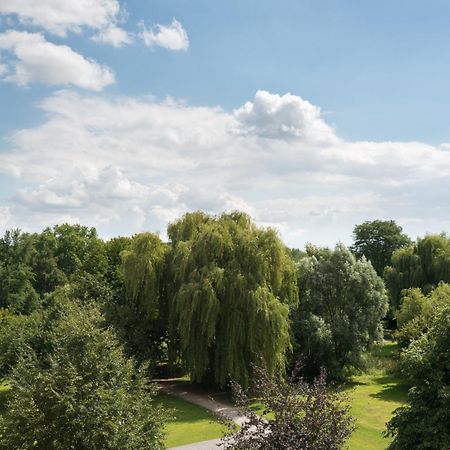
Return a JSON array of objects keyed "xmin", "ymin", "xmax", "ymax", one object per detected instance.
[
  {"xmin": 0, "ymin": 30, "xmax": 115, "ymax": 90},
  {"xmin": 1, "ymin": 90, "xmax": 450, "ymax": 246},
  {"xmin": 139, "ymin": 19, "xmax": 189, "ymax": 51},
  {"xmin": 91, "ymin": 25, "xmax": 132, "ymax": 47},
  {"xmin": 0, "ymin": 206, "xmax": 11, "ymax": 229},
  {"xmin": 234, "ymin": 90, "xmax": 338, "ymax": 144},
  {"xmin": 0, "ymin": 0, "xmax": 124, "ymax": 37}
]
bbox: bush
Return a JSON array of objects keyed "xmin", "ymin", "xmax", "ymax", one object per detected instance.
[
  {"xmin": 386, "ymin": 306, "xmax": 450, "ymax": 449},
  {"xmin": 0, "ymin": 300, "xmax": 166, "ymax": 450},
  {"xmin": 221, "ymin": 365, "xmax": 354, "ymax": 450}
]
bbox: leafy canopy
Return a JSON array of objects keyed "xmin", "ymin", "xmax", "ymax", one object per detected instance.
[
  {"xmin": 386, "ymin": 306, "xmax": 450, "ymax": 449},
  {"xmin": 395, "ymin": 282, "xmax": 450, "ymax": 348},
  {"xmin": 168, "ymin": 211, "xmax": 298, "ymax": 387},
  {"xmin": 351, "ymin": 220, "xmax": 411, "ymax": 276},
  {"xmin": 384, "ymin": 233, "xmax": 450, "ymax": 311},
  {"xmin": 0, "ymin": 297, "xmax": 167, "ymax": 450},
  {"xmin": 222, "ymin": 365, "xmax": 354, "ymax": 450},
  {"xmin": 293, "ymin": 244, "xmax": 388, "ymax": 379}
]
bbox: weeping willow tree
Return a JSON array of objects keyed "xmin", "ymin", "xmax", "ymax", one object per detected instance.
[
  {"xmin": 384, "ymin": 233, "xmax": 450, "ymax": 312},
  {"xmin": 167, "ymin": 211, "xmax": 298, "ymax": 388},
  {"xmin": 118, "ymin": 233, "xmax": 169, "ymax": 363}
]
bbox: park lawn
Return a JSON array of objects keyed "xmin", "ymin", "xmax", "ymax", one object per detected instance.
[
  {"xmin": 155, "ymin": 393, "xmax": 228, "ymax": 448},
  {"xmin": 347, "ymin": 341, "xmax": 409, "ymax": 450}
]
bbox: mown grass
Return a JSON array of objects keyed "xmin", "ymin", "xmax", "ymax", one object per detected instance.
[
  {"xmin": 346, "ymin": 340, "xmax": 409, "ymax": 450},
  {"xmin": 155, "ymin": 393, "xmax": 227, "ymax": 448},
  {"xmin": 0, "ymin": 341, "xmax": 408, "ymax": 450}
]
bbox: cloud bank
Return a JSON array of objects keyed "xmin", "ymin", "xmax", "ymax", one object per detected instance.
[
  {"xmin": 0, "ymin": 30, "xmax": 115, "ymax": 90},
  {"xmin": 0, "ymin": 0, "xmax": 126, "ymax": 37},
  {"xmin": 1, "ymin": 90, "xmax": 449, "ymax": 246}
]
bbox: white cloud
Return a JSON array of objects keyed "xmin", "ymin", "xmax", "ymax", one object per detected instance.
[
  {"xmin": 91, "ymin": 25, "xmax": 132, "ymax": 47},
  {"xmin": 0, "ymin": 206, "xmax": 11, "ymax": 229},
  {"xmin": 0, "ymin": 30, "xmax": 115, "ymax": 90},
  {"xmin": 0, "ymin": 0, "xmax": 123, "ymax": 37},
  {"xmin": 234, "ymin": 90, "xmax": 338, "ymax": 144},
  {"xmin": 1, "ymin": 90, "xmax": 450, "ymax": 246},
  {"xmin": 139, "ymin": 19, "xmax": 189, "ymax": 51}
]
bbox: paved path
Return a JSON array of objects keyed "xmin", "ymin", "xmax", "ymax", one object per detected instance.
[
  {"xmin": 168, "ymin": 438, "xmax": 222, "ymax": 450},
  {"xmin": 158, "ymin": 380, "xmax": 246, "ymax": 450},
  {"xmin": 159, "ymin": 380, "xmax": 247, "ymax": 426}
]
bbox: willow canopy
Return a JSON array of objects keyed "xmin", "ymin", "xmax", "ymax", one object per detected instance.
[{"xmin": 167, "ymin": 211, "xmax": 298, "ymax": 387}]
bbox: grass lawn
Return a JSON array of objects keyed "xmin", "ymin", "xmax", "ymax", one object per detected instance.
[
  {"xmin": 155, "ymin": 393, "xmax": 228, "ymax": 448},
  {"xmin": 347, "ymin": 341, "xmax": 409, "ymax": 450}
]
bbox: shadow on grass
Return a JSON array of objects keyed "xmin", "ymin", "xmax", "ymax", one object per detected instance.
[
  {"xmin": 369, "ymin": 375, "xmax": 409, "ymax": 403},
  {"xmin": 155, "ymin": 392, "xmax": 221, "ymax": 424}
]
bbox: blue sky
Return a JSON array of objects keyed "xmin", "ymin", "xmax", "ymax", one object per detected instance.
[{"xmin": 1, "ymin": 0, "xmax": 450, "ymax": 246}]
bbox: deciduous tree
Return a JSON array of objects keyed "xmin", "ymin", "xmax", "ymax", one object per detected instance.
[
  {"xmin": 351, "ymin": 220, "xmax": 411, "ymax": 276},
  {"xmin": 293, "ymin": 244, "xmax": 388, "ymax": 379},
  {"xmin": 168, "ymin": 212, "xmax": 298, "ymax": 387}
]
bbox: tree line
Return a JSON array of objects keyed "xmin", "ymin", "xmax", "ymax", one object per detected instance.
[{"xmin": 0, "ymin": 213, "xmax": 449, "ymax": 449}]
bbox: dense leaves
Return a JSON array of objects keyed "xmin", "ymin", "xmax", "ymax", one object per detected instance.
[
  {"xmin": 0, "ymin": 229, "xmax": 39, "ymax": 313},
  {"xmin": 0, "ymin": 299, "xmax": 166, "ymax": 450},
  {"xmin": 384, "ymin": 233, "xmax": 450, "ymax": 311},
  {"xmin": 351, "ymin": 220, "xmax": 411, "ymax": 276},
  {"xmin": 168, "ymin": 212, "xmax": 298, "ymax": 387},
  {"xmin": 222, "ymin": 365, "xmax": 354, "ymax": 450},
  {"xmin": 293, "ymin": 244, "xmax": 388, "ymax": 379},
  {"xmin": 114, "ymin": 233, "xmax": 169, "ymax": 363},
  {"xmin": 386, "ymin": 306, "xmax": 450, "ymax": 449},
  {"xmin": 395, "ymin": 283, "xmax": 450, "ymax": 348}
]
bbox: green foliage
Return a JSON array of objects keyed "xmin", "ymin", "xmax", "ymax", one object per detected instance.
[
  {"xmin": 293, "ymin": 244, "xmax": 389, "ymax": 379},
  {"xmin": 29, "ymin": 228, "xmax": 66, "ymax": 296},
  {"xmin": 0, "ymin": 299, "xmax": 166, "ymax": 450},
  {"xmin": 0, "ymin": 229, "xmax": 39, "ymax": 313},
  {"xmin": 222, "ymin": 365, "xmax": 354, "ymax": 450},
  {"xmin": 113, "ymin": 233, "xmax": 169, "ymax": 363},
  {"xmin": 395, "ymin": 283, "xmax": 450, "ymax": 348},
  {"xmin": 384, "ymin": 233, "xmax": 450, "ymax": 311},
  {"xmin": 53, "ymin": 223, "xmax": 108, "ymax": 279},
  {"xmin": 168, "ymin": 211, "xmax": 298, "ymax": 387},
  {"xmin": 0, "ymin": 308, "xmax": 44, "ymax": 378},
  {"xmin": 105, "ymin": 236, "xmax": 132, "ymax": 290},
  {"xmin": 351, "ymin": 220, "xmax": 411, "ymax": 276},
  {"xmin": 386, "ymin": 306, "xmax": 450, "ymax": 449}
]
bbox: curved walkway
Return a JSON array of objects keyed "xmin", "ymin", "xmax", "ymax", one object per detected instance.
[
  {"xmin": 168, "ymin": 438, "xmax": 222, "ymax": 450},
  {"xmin": 158, "ymin": 380, "xmax": 246, "ymax": 449}
]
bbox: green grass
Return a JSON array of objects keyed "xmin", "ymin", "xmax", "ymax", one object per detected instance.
[
  {"xmin": 346, "ymin": 341, "xmax": 409, "ymax": 450},
  {"xmin": 155, "ymin": 393, "xmax": 228, "ymax": 448}
]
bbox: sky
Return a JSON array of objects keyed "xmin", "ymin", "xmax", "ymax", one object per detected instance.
[{"xmin": 1, "ymin": 0, "xmax": 450, "ymax": 247}]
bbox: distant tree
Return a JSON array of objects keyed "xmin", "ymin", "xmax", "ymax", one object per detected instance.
[
  {"xmin": 351, "ymin": 220, "xmax": 411, "ymax": 276},
  {"xmin": 290, "ymin": 248, "xmax": 306, "ymax": 263},
  {"xmin": 53, "ymin": 224, "xmax": 108, "ymax": 279},
  {"xmin": 29, "ymin": 228, "xmax": 66, "ymax": 296},
  {"xmin": 168, "ymin": 211, "xmax": 298, "ymax": 388},
  {"xmin": 0, "ymin": 229, "xmax": 39, "ymax": 313},
  {"xmin": 293, "ymin": 244, "xmax": 388, "ymax": 379},
  {"xmin": 395, "ymin": 283, "xmax": 450, "ymax": 348},
  {"xmin": 0, "ymin": 299, "xmax": 166, "ymax": 450},
  {"xmin": 384, "ymin": 233, "xmax": 450, "ymax": 311},
  {"xmin": 386, "ymin": 306, "xmax": 450, "ymax": 449},
  {"xmin": 105, "ymin": 236, "xmax": 132, "ymax": 290},
  {"xmin": 221, "ymin": 365, "xmax": 354, "ymax": 450}
]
